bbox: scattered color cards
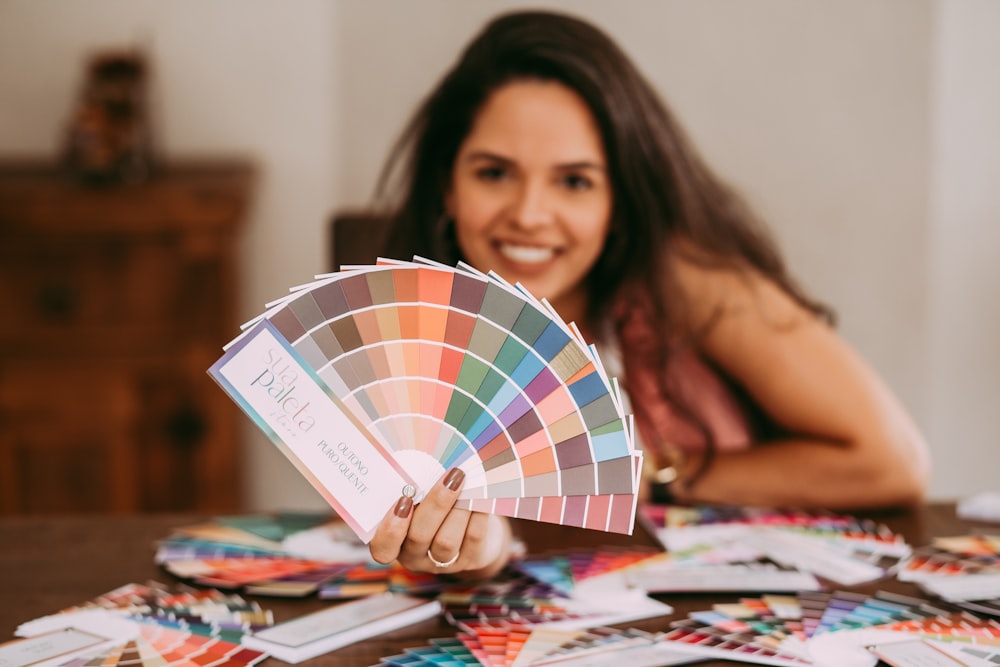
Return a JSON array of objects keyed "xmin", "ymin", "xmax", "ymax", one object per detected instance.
[
  {"xmin": 510, "ymin": 546, "xmax": 662, "ymax": 595},
  {"xmin": 654, "ymin": 589, "xmax": 1000, "ymax": 666},
  {"xmin": 899, "ymin": 536, "xmax": 1000, "ymax": 609},
  {"xmin": 372, "ymin": 627, "xmax": 702, "ymax": 667},
  {"xmin": 12, "ymin": 583, "xmax": 272, "ymax": 667},
  {"xmin": 210, "ymin": 259, "xmax": 640, "ymax": 542},
  {"xmin": 156, "ymin": 517, "xmax": 445, "ymax": 598},
  {"xmin": 437, "ymin": 569, "xmax": 674, "ymax": 637},
  {"xmin": 638, "ymin": 503, "xmax": 909, "ymax": 586},
  {"xmin": 899, "ymin": 536, "xmax": 1000, "ymax": 583}
]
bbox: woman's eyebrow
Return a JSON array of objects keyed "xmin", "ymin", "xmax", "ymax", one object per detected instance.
[
  {"xmin": 555, "ymin": 160, "xmax": 606, "ymax": 173},
  {"xmin": 463, "ymin": 150, "xmax": 605, "ymax": 172},
  {"xmin": 462, "ymin": 150, "xmax": 514, "ymax": 164}
]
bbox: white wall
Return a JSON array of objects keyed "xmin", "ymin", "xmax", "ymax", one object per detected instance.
[
  {"xmin": 926, "ymin": 0, "xmax": 1000, "ymax": 495},
  {"xmin": 1, "ymin": 0, "xmax": 996, "ymax": 508}
]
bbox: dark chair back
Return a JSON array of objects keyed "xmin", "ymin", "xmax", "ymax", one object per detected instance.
[{"xmin": 328, "ymin": 211, "xmax": 392, "ymax": 271}]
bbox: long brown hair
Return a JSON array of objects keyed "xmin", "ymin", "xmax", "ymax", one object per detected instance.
[{"xmin": 374, "ymin": 9, "xmax": 833, "ymax": 455}]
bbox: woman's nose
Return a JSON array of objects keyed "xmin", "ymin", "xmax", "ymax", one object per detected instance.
[{"xmin": 511, "ymin": 182, "xmax": 554, "ymax": 229}]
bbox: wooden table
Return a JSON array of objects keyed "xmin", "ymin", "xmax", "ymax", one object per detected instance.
[{"xmin": 0, "ymin": 503, "xmax": 992, "ymax": 665}]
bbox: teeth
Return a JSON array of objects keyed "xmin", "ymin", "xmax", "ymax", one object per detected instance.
[{"xmin": 498, "ymin": 243, "xmax": 555, "ymax": 264}]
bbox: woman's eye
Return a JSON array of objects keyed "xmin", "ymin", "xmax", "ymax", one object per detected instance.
[
  {"xmin": 561, "ymin": 173, "xmax": 593, "ymax": 191},
  {"xmin": 475, "ymin": 166, "xmax": 508, "ymax": 182}
]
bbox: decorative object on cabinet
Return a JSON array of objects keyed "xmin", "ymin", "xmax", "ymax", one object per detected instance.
[
  {"xmin": 0, "ymin": 159, "xmax": 254, "ymax": 515},
  {"xmin": 62, "ymin": 49, "xmax": 155, "ymax": 186}
]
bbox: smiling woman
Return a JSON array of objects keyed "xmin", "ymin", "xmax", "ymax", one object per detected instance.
[
  {"xmin": 366, "ymin": 8, "xmax": 930, "ymax": 579},
  {"xmin": 446, "ymin": 79, "xmax": 612, "ymax": 326}
]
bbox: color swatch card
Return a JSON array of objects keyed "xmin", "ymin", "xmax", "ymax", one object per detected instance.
[
  {"xmin": 375, "ymin": 627, "xmax": 702, "ymax": 667},
  {"xmin": 510, "ymin": 546, "xmax": 662, "ymax": 595},
  {"xmin": 156, "ymin": 516, "xmax": 447, "ymax": 598},
  {"xmin": 241, "ymin": 593, "xmax": 441, "ymax": 663},
  {"xmin": 12, "ymin": 583, "xmax": 272, "ymax": 667},
  {"xmin": 639, "ymin": 504, "xmax": 909, "ymax": 587},
  {"xmin": 653, "ymin": 589, "xmax": 1000, "ymax": 667},
  {"xmin": 437, "ymin": 567, "xmax": 674, "ymax": 636},
  {"xmin": 899, "ymin": 536, "xmax": 1000, "ymax": 583},
  {"xmin": 210, "ymin": 258, "xmax": 640, "ymax": 542}
]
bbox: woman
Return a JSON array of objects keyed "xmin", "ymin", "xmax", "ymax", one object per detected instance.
[{"xmin": 367, "ymin": 9, "xmax": 930, "ymax": 577}]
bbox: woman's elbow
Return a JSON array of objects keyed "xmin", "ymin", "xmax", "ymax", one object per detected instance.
[{"xmin": 869, "ymin": 427, "xmax": 932, "ymax": 508}]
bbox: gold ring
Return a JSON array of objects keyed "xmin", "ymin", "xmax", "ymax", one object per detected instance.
[{"xmin": 426, "ymin": 548, "xmax": 459, "ymax": 568}]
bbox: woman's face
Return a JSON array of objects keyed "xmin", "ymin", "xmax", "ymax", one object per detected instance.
[{"xmin": 446, "ymin": 79, "xmax": 612, "ymax": 324}]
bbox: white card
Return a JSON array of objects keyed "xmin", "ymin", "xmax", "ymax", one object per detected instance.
[
  {"xmin": 209, "ymin": 320, "xmax": 417, "ymax": 543},
  {"xmin": 0, "ymin": 629, "xmax": 108, "ymax": 667},
  {"xmin": 241, "ymin": 593, "xmax": 441, "ymax": 663}
]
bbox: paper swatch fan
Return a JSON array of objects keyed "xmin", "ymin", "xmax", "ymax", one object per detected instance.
[{"xmin": 210, "ymin": 258, "xmax": 641, "ymax": 542}]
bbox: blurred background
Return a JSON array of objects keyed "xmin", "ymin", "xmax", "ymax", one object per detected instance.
[{"xmin": 0, "ymin": 0, "xmax": 996, "ymax": 515}]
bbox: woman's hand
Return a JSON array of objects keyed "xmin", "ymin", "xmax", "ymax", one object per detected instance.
[{"xmin": 369, "ymin": 468, "xmax": 512, "ymax": 579}]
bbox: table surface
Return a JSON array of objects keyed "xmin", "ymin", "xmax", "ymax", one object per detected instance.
[{"xmin": 1, "ymin": 502, "xmax": 992, "ymax": 666}]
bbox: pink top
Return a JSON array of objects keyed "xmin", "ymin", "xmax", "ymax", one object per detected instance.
[{"xmin": 614, "ymin": 299, "xmax": 754, "ymax": 460}]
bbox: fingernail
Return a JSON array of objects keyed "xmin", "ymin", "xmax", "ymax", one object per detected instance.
[
  {"xmin": 393, "ymin": 495, "xmax": 413, "ymax": 518},
  {"xmin": 443, "ymin": 468, "xmax": 465, "ymax": 491}
]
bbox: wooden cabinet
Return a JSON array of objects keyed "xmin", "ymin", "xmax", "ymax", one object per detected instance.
[{"xmin": 0, "ymin": 160, "xmax": 254, "ymax": 515}]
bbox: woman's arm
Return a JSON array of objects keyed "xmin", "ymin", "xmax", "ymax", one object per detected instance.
[{"xmin": 673, "ymin": 260, "xmax": 931, "ymax": 510}]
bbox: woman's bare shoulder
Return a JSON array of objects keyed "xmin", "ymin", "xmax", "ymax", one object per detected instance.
[{"xmin": 668, "ymin": 242, "xmax": 809, "ymax": 338}]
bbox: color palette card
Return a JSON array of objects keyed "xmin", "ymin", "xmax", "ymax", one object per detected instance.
[
  {"xmin": 156, "ymin": 515, "xmax": 396, "ymax": 597},
  {"xmin": 650, "ymin": 589, "xmax": 968, "ymax": 666},
  {"xmin": 808, "ymin": 611, "xmax": 1000, "ymax": 667},
  {"xmin": 443, "ymin": 588, "xmax": 673, "ymax": 636},
  {"xmin": 438, "ymin": 575, "xmax": 566, "ymax": 609},
  {"xmin": 920, "ymin": 573, "xmax": 1000, "ymax": 603},
  {"xmin": 639, "ymin": 504, "xmax": 909, "ymax": 586},
  {"xmin": 210, "ymin": 258, "xmax": 640, "ymax": 542},
  {"xmin": 524, "ymin": 626, "xmax": 703, "ymax": 667},
  {"xmin": 510, "ymin": 546, "xmax": 662, "ymax": 595},
  {"xmin": 625, "ymin": 559, "xmax": 823, "ymax": 593},
  {"xmin": 18, "ymin": 582, "xmax": 275, "ymax": 637},
  {"xmin": 162, "ymin": 549, "xmax": 445, "ymax": 599},
  {"xmin": 157, "ymin": 513, "xmax": 369, "ymax": 560},
  {"xmin": 867, "ymin": 637, "xmax": 1000, "ymax": 667},
  {"xmin": 899, "ymin": 536, "xmax": 1000, "ymax": 583},
  {"xmin": 642, "ymin": 504, "xmax": 909, "ymax": 555},
  {"xmin": 316, "ymin": 561, "xmax": 447, "ymax": 599},
  {"xmin": 374, "ymin": 626, "xmax": 702, "ymax": 667},
  {"xmin": 871, "ymin": 610, "xmax": 1000, "ymax": 665},
  {"xmin": 435, "ymin": 566, "xmax": 673, "ymax": 644},
  {"xmin": 13, "ymin": 583, "xmax": 272, "ymax": 667},
  {"xmin": 241, "ymin": 593, "xmax": 441, "ymax": 663},
  {"xmin": 375, "ymin": 636, "xmax": 485, "ymax": 666}
]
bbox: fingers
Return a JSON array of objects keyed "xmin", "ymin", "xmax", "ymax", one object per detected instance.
[
  {"xmin": 421, "ymin": 502, "xmax": 474, "ymax": 569},
  {"xmin": 371, "ymin": 468, "xmax": 508, "ymax": 575},
  {"xmin": 368, "ymin": 495, "xmax": 414, "ymax": 564},
  {"xmin": 402, "ymin": 468, "xmax": 467, "ymax": 571}
]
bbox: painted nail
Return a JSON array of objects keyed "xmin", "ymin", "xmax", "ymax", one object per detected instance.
[
  {"xmin": 393, "ymin": 495, "xmax": 413, "ymax": 518},
  {"xmin": 443, "ymin": 468, "xmax": 465, "ymax": 491}
]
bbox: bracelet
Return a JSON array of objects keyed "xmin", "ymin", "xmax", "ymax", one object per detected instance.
[
  {"xmin": 648, "ymin": 466, "xmax": 687, "ymax": 504},
  {"xmin": 644, "ymin": 446, "xmax": 689, "ymax": 505}
]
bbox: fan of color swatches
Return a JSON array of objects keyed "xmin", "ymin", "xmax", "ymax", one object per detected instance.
[
  {"xmin": 372, "ymin": 626, "xmax": 701, "ymax": 667},
  {"xmin": 655, "ymin": 589, "xmax": 1000, "ymax": 667},
  {"xmin": 899, "ymin": 534, "xmax": 1000, "ymax": 581},
  {"xmin": 638, "ymin": 504, "xmax": 910, "ymax": 587},
  {"xmin": 221, "ymin": 258, "xmax": 640, "ymax": 535},
  {"xmin": 510, "ymin": 546, "xmax": 662, "ymax": 595},
  {"xmin": 11, "ymin": 583, "xmax": 272, "ymax": 667},
  {"xmin": 156, "ymin": 515, "xmax": 446, "ymax": 598}
]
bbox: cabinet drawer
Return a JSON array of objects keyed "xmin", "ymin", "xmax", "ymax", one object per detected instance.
[{"xmin": 0, "ymin": 231, "xmax": 190, "ymax": 353}]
